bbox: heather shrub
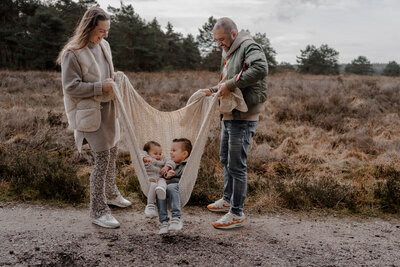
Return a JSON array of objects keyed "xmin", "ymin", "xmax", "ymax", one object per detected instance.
[
  {"xmin": 0, "ymin": 147, "xmax": 86, "ymax": 203},
  {"xmin": 275, "ymin": 176, "xmax": 353, "ymax": 210},
  {"xmin": 374, "ymin": 166, "xmax": 400, "ymax": 212},
  {"xmin": 2, "ymin": 70, "xmax": 400, "ymax": 214},
  {"xmin": 273, "ymin": 82, "xmax": 353, "ymax": 132},
  {"xmin": 119, "ymin": 167, "xmax": 146, "ymax": 202}
]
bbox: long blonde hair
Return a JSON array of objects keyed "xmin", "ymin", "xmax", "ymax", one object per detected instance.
[{"xmin": 56, "ymin": 7, "xmax": 110, "ymax": 65}]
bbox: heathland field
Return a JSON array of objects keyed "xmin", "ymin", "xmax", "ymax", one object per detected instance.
[{"xmin": 1, "ymin": 70, "xmax": 400, "ymax": 214}]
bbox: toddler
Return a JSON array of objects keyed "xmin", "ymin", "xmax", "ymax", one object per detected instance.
[
  {"xmin": 157, "ymin": 138, "xmax": 192, "ymax": 234},
  {"xmin": 141, "ymin": 141, "xmax": 175, "ymax": 217}
]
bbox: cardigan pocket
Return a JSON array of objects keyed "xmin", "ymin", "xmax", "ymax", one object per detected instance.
[{"xmin": 75, "ymin": 106, "xmax": 101, "ymax": 132}]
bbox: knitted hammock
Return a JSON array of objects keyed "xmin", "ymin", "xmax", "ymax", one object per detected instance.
[{"xmin": 112, "ymin": 71, "xmax": 218, "ymax": 206}]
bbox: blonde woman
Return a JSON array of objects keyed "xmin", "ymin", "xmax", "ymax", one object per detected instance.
[{"xmin": 57, "ymin": 7, "xmax": 131, "ymax": 228}]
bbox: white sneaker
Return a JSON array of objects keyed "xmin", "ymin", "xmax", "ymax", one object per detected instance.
[
  {"xmin": 158, "ymin": 221, "xmax": 169, "ymax": 235},
  {"xmin": 155, "ymin": 186, "xmax": 166, "ymax": 200},
  {"xmin": 144, "ymin": 204, "xmax": 158, "ymax": 217},
  {"xmin": 212, "ymin": 212, "xmax": 246, "ymax": 229},
  {"xmin": 168, "ymin": 217, "xmax": 183, "ymax": 232},
  {"xmin": 207, "ymin": 198, "xmax": 231, "ymax": 212},
  {"xmin": 107, "ymin": 195, "xmax": 132, "ymax": 208},
  {"xmin": 92, "ymin": 214, "xmax": 120, "ymax": 229}
]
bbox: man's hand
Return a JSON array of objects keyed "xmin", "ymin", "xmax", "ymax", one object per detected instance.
[
  {"xmin": 166, "ymin": 170, "xmax": 175, "ymax": 178},
  {"xmin": 160, "ymin": 166, "xmax": 171, "ymax": 175},
  {"xmin": 218, "ymin": 83, "xmax": 231, "ymax": 97},
  {"xmin": 143, "ymin": 157, "xmax": 152, "ymax": 163},
  {"xmin": 102, "ymin": 78, "xmax": 114, "ymax": 93},
  {"xmin": 202, "ymin": 89, "xmax": 212, "ymax": 96}
]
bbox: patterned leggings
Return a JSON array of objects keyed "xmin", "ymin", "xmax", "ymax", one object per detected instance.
[{"xmin": 90, "ymin": 145, "xmax": 121, "ymax": 218}]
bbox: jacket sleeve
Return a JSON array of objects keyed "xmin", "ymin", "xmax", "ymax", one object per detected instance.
[
  {"xmin": 61, "ymin": 51, "xmax": 103, "ymax": 98},
  {"xmin": 225, "ymin": 43, "xmax": 268, "ymax": 91},
  {"xmin": 140, "ymin": 151, "xmax": 151, "ymax": 166},
  {"xmin": 172, "ymin": 164, "xmax": 185, "ymax": 179},
  {"xmin": 164, "ymin": 157, "xmax": 176, "ymax": 170}
]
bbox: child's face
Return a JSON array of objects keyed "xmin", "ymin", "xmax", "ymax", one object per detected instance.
[
  {"xmin": 170, "ymin": 142, "xmax": 188, "ymax": 163},
  {"xmin": 148, "ymin": 145, "xmax": 162, "ymax": 161}
]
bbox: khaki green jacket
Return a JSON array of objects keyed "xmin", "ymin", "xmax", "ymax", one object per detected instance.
[{"xmin": 212, "ymin": 31, "xmax": 268, "ymax": 120}]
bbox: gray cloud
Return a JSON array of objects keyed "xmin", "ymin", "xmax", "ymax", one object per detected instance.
[
  {"xmin": 275, "ymin": 0, "xmax": 325, "ymax": 22},
  {"xmin": 99, "ymin": 0, "xmax": 400, "ymax": 64},
  {"xmin": 124, "ymin": 0, "xmax": 157, "ymax": 2}
]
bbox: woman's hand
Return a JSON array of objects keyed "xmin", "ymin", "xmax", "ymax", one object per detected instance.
[{"xmin": 102, "ymin": 78, "xmax": 114, "ymax": 93}]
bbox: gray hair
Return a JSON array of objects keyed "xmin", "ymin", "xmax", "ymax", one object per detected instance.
[{"xmin": 213, "ymin": 17, "xmax": 238, "ymax": 34}]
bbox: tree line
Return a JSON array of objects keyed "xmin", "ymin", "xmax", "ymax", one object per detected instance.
[
  {"xmin": 1, "ymin": 0, "xmax": 399, "ymax": 76},
  {"xmin": 0, "ymin": 0, "xmax": 276, "ymax": 72},
  {"xmin": 296, "ymin": 45, "xmax": 400, "ymax": 76}
]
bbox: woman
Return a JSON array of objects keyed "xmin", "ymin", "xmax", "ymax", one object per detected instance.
[{"xmin": 57, "ymin": 7, "xmax": 131, "ymax": 228}]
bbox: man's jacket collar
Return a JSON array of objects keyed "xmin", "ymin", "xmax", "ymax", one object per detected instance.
[{"xmin": 222, "ymin": 30, "xmax": 253, "ymax": 59}]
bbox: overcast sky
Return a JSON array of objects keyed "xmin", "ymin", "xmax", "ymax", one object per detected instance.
[{"xmin": 97, "ymin": 0, "xmax": 400, "ymax": 64}]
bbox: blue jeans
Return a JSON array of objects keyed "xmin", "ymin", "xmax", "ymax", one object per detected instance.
[
  {"xmin": 220, "ymin": 120, "xmax": 257, "ymax": 216},
  {"xmin": 156, "ymin": 183, "xmax": 182, "ymax": 223}
]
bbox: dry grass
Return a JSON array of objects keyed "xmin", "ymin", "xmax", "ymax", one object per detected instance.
[{"xmin": 1, "ymin": 70, "xmax": 400, "ymax": 214}]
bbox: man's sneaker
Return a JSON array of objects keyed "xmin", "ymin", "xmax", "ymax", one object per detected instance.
[
  {"xmin": 168, "ymin": 217, "xmax": 183, "ymax": 232},
  {"xmin": 144, "ymin": 204, "xmax": 158, "ymax": 218},
  {"xmin": 207, "ymin": 199, "xmax": 231, "ymax": 212},
  {"xmin": 212, "ymin": 212, "xmax": 246, "ymax": 229},
  {"xmin": 155, "ymin": 186, "xmax": 166, "ymax": 200},
  {"xmin": 158, "ymin": 221, "xmax": 169, "ymax": 235},
  {"xmin": 92, "ymin": 214, "xmax": 120, "ymax": 229},
  {"xmin": 107, "ymin": 195, "xmax": 132, "ymax": 208}
]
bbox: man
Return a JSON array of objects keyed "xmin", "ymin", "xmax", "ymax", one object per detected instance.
[{"xmin": 205, "ymin": 17, "xmax": 268, "ymax": 229}]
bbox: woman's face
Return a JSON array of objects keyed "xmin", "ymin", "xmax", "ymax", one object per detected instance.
[{"xmin": 89, "ymin": 20, "xmax": 110, "ymax": 44}]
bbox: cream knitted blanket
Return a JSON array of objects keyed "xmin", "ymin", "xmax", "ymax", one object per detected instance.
[{"xmin": 112, "ymin": 72, "xmax": 218, "ymax": 206}]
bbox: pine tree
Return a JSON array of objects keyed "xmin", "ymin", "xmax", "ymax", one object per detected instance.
[
  {"xmin": 297, "ymin": 44, "xmax": 339, "ymax": 75},
  {"xmin": 382, "ymin": 61, "xmax": 400, "ymax": 77},
  {"xmin": 253, "ymin": 32, "xmax": 277, "ymax": 73},
  {"xmin": 107, "ymin": 3, "xmax": 146, "ymax": 71},
  {"xmin": 345, "ymin": 56, "xmax": 374, "ymax": 75},
  {"xmin": 196, "ymin": 16, "xmax": 221, "ymax": 71},
  {"xmin": 182, "ymin": 34, "xmax": 201, "ymax": 70},
  {"xmin": 26, "ymin": 6, "xmax": 66, "ymax": 69},
  {"xmin": 162, "ymin": 22, "xmax": 185, "ymax": 70},
  {"xmin": 276, "ymin": 61, "xmax": 295, "ymax": 72}
]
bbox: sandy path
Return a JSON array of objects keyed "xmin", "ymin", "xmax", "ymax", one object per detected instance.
[{"xmin": 0, "ymin": 203, "xmax": 399, "ymax": 266}]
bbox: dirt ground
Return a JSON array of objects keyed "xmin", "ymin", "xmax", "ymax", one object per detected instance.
[{"xmin": 0, "ymin": 203, "xmax": 399, "ymax": 266}]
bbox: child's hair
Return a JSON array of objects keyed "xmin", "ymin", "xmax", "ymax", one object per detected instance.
[
  {"xmin": 143, "ymin": 141, "xmax": 161, "ymax": 152},
  {"xmin": 173, "ymin": 138, "xmax": 192, "ymax": 156}
]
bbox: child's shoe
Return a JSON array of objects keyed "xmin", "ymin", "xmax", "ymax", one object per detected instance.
[
  {"xmin": 144, "ymin": 204, "xmax": 157, "ymax": 217},
  {"xmin": 155, "ymin": 186, "xmax": 166, "ymax": 200},
  {"xmin": 158, "ymin": 221, "xmax": 169, "ymax": 234},
  {"xmin": 212, "ymin": 212, "xmax": 246, "ymax": 229},
  {"xmin": 207, "ymin": 198, "xmax": 231, "ymax": 212},
  {"xmin": 168, "ymin": 217, "xmax": 183, "ymax": 231}
]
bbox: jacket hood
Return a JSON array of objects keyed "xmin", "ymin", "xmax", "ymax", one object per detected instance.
[{"xmin": 222, "ymin": 30, "xmax": 253, "ymax": 59}]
